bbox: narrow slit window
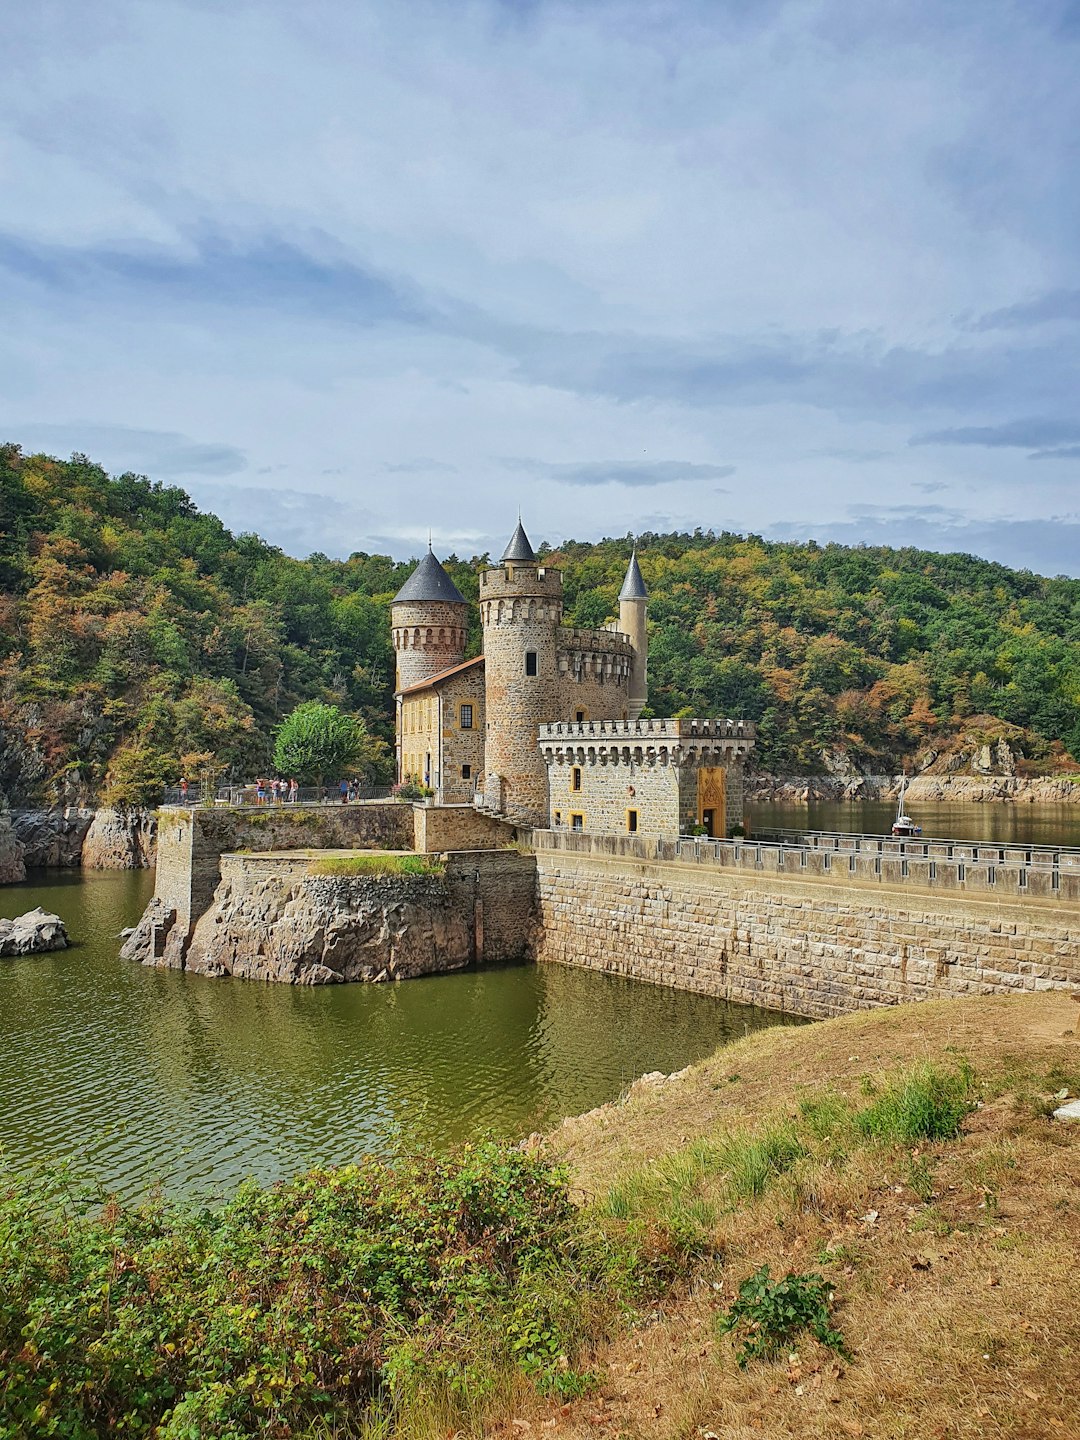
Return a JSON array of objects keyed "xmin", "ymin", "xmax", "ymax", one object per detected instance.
[
  {"xmin": 627, "ymin": 809, "xmax": 639, "ymax": 834},
  {"xmin": 525, "ymin": 650, "xmax": 538, "ymax": 676},
  {"xmin": 571, "ymin": 766, "xmax": 582, "ymax": 792}
]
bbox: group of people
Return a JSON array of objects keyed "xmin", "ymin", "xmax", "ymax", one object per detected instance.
[{"xmin": 253, "ymin": 778, "xmax": 300, "ymax": 804}]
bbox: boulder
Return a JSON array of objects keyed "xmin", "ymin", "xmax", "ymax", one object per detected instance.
[{"xmin": 0, "ymin": 907, "xmax": 68, "ymax": 956}]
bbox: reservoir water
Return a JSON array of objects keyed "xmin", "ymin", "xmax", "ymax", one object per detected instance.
[
  {"xmin": 747, "ymin": 799, "xmax": 1080, "ymax": 847},
  {"xmin": 0, "ymin": 870, "xmax": 797, "ymax": 1200}
]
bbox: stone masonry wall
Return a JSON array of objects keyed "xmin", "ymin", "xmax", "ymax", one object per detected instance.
[
  {"xmin": 412, "ymin": 804, "xmax": 519, "ymax": 852},
  {"xmin": 534, "ymin": 850, "xmax": 1080, "ymax": 1020}
]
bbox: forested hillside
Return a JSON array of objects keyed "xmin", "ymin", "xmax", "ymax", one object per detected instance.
[{"xmin": 1, "ymin": 444, "xmax": 1078, "ymax": 806}]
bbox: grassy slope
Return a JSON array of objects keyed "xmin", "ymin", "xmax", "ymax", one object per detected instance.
[{"xmin": 520, "ymin": 992, "xmax": 1080, "ymax": 1440}]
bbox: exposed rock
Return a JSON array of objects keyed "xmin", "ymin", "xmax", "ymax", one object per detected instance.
[
  {"xmin": 0, "ymin": 812, "xmax": 25, "ymax": 884},
  {"xmin": 126, "ymin": 864, "xmax": 475, "ymax": 984},
  {"xmin": 82, "ymin": 809, "xmax": 157, "ymax": 869},
  {"xmin": 12, "ymin": 808, "xmax": 94, "ymax": 868},
  {"xmin": 0, "ymin": 907, "xmax": 68, "ymax": 955},
  {"xmin": 119, "ymin": 898, "xmax": 179, "ymax": 964}
]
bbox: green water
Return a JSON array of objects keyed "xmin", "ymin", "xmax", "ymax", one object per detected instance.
[
  {"xmin": 0, "ymin": 871, "xmax": 797, "ymax": 1200},
  {"xmin": 747, "ymin": 800, "xmax": 1080, "ymax": 847}
]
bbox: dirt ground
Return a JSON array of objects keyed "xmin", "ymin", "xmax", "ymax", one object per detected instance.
[{"xmin": 501, "ymin": 992, "xmax": 1080, "ymax": 1440}]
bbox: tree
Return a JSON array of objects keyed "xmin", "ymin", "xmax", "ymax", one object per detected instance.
[{"xmin": 272, "ymin": 701, "xmax": 374, "ymax": 784}]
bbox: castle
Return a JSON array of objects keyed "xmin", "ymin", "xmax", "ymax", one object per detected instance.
[{"xmin": 392, "ymin": 522, "xmax": 756, "ymax": 837}]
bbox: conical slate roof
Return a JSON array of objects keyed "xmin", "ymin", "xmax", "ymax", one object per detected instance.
[
  {"xmin": 619, "ymin": 550, "xmax": 648, "ymax": 601},
  {"xmin": 500, "ymin": 520, "xmax": 537, "ymax": 563},
  {"xmin": 392, "ymin": 548, "xmax": 466, "ymax": 605}
]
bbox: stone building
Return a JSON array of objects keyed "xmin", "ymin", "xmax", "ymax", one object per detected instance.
[{"xmin": 391, "ymin": 522, "xmax": 755, "ymax": 836}]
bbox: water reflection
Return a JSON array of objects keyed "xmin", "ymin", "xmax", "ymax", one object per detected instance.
[
  {"xmin": 747, "ymin": 800, "xmax": 1080, "ymax": 847},
  {"xmin": 0, "ymin": 871, "xmax": 796, "ymax": 1199}
]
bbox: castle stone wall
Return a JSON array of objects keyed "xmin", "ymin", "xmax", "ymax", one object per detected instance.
[
  {"xmin": 534, "ymin": 848, "xmax": 1079, "ymax": 1019},
  {"xmin": 480, "ymin": 563, "xmax": 565, "ymax": 825},
  {"xmin": 391, "ymin": 599, "xmax": 467, "ymax": 692}
]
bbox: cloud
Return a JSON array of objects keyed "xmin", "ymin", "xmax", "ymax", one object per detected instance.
[
  {"xmin": 12, "ymin": 423, "xmax": 246, "ymax": 477},
  {"xmin": 767, "ymin": 506, "xmax": 1080, "ymax": 579},
  {"xmin": 1028, "ymin": 445, "xmax": 1080, "ymax": 461},
  {"xmin": 910, "ymin": 418, "xmax": 1080, "ymax": 454},
  {"xmin": 972, "ymin": 289, "xmax": 1080, "ymax": 330},
  {"xmin": 184, "ymin": 481, "xmax": 380, "ymax": 555},
  {"xmin": 0, "ymin": 228, "xmax": 427, "ymax": 328},
  {"xmin": 506, "ymin": 458, "xmax": 737, "ymax": 487}
]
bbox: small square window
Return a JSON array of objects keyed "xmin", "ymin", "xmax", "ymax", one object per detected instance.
[
  {"xmin": 461, "ymin": 764, "xmax": 471, "ymax": 780},
  {"xmin": 553, "ymin": 810, "xmax": 562, "ymax": 825},
  {"xmin": 525, "ymin": 650, "xmax": 538, "ymax": 676},
  {"xmin": 575, "ymin": 710, "xmax": 585, "ymax": 723},
  {"xmin": 460, "ymin": 703, "xmax": 473, "ymax": 729},
  {"xmin": 570, "ymin": 813, "xmax": 584, "ymax": 832}
]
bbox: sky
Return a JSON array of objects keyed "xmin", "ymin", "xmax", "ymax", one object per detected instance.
[{"xmin": 2, "ymin": 0, "xmax": 1079, "ymax": 574}]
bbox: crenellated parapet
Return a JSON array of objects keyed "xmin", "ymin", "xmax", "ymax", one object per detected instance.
[
  {"xmin": 539, "ymin": 717, "xmax": 755, "ymax": 767},
  {"xmin": 556, "ymin": 626, "xmax": 634, "ymax": 686}
]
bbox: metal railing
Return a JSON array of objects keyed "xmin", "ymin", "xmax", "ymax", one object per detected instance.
[
  {"xmin": 745, "ymin": 826, "xmax": 1080, "ymax": 871},
  {"xmin": 162, "ymin": 784, "xmax": 393, "ymax": 807}
]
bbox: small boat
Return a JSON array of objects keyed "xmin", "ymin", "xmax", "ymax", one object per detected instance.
[{"xmin": 891, "ymin": 776, "xmax": 922, "ymax": 837}]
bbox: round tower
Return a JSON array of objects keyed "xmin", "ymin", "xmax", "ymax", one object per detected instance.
[
  {"xmin": 480, "ymin": 521, "xmax": 563, "ymax": 825},
  {"xmin": 619, "ymin": 549, "xmax": 649, "ymax": 721},
  {"xmin": 391, "ymin": 548, "xmax": 468, "ymax": 694}
]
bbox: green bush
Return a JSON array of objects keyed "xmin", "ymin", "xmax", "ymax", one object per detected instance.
[
  {"xmin": 0, "ymin": 1144, "xmax": 617, "ymax": 1437},
  {"xmin": 717, "ymin": 1265, "xmax": 849, "ymax": 1367}
]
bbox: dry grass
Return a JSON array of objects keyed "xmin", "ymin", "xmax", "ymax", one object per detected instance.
[{"xmin": 495, "ymin": 993, "xmax": 1080, "ymax": 1440}]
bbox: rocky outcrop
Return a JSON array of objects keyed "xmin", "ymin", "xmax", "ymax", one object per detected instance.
[
  {"xmin": 745, "ymin": 772, "xmax": 890, "ymax": 804},
  {"xmin": 746, "ymin": 769, "xmax": 1080, "ymax": 806},
  {"xmin": 174, "ymin": 866, "xmax": 472, "ymax": 984},
  {"xmin": 12, "ymin": 808, "xmax": 94, "ymax": 868},
  {"xmin": 0, "ymin": 812, "xmax": 25, "ymax": 884},
  {"xmin": 81, "ymin": 809, "xmax": 157, "ymax": 869},
  {"xmin": 905, "ymin": 774, "xmax": 1080, "ymax": 804},
  {"xmin": 0, "ymin": 907, "xmax": 68, "ymax": 955}
]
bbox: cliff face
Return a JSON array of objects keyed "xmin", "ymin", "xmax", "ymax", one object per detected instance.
[
  {"xmin": 81, "ymin": 809, "xmax": 157, "ymax": 869},
  {"xmin": 12, "ymin": 809, "xmax": 95, "ymax": 868},
  {"xmin": 0, "ymin": 814, "xmax": 26, "ymax": 884}
]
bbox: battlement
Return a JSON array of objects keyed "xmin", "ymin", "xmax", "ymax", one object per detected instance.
[
  {"xmin": 479, "ymin": 564, "xmax": 564, "ymax": 601},
  {"xmin": 539, "ymin": 717, "xmax": 755, "ymax": 743},
  {"xmin": 557, "ymin": 626, "xmax": 635, "ymax": 656}
]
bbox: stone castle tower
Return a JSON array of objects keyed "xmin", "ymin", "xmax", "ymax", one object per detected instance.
[
  {"xmin": 390, "ymin": 547, "xmax": 468, "ymax": 693},
  {"xmin": 479, "ymin": 521, "xmax": 564, "ymax": 825}
]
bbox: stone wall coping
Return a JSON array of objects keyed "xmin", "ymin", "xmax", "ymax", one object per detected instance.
[{"xmin": 531, "ymin": 827, "xmax": 1080, "ymax": 905}]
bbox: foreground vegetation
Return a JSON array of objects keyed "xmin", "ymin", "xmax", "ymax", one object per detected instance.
[
  {"xmin": 3, "ymin": 444, "xmax": 1079, "ymax": 806},
  {"xmin": 3, "ymin": 994, "xmax": 1076, "ymax": 1438}
]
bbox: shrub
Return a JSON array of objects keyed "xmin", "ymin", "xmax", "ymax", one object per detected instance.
[
  {"xmin": 717, "ymin": 1265, "xmax": 849, "ymax": 1367},
  {"xmin": 0, "ymin": 1144, "xmax": 618, "ymax": 1437}
]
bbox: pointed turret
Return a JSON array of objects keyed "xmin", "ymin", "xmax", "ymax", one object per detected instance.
[
  {"xmin": 618, "ymin": 549, "xmax": 648, "ymax": 601},
  {"xmin": 390, "ymin": 546, "xmax": 468, "ymax": 694},
  {"xmin": 392, "ymin": 547, "xmax": 467, "ymax": 606},
  {"xmin": 500, "ymin": 520, "xmax": 537, "ymax": 564},
  {"xmin": 619, "ymin": 550, "xmax": 648, "ymax": 720}
]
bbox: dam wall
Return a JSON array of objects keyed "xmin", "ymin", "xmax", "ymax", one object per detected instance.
[{"xmin": 533, "ymin": 834, "xmax": 1079, "ymax": 1019}]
